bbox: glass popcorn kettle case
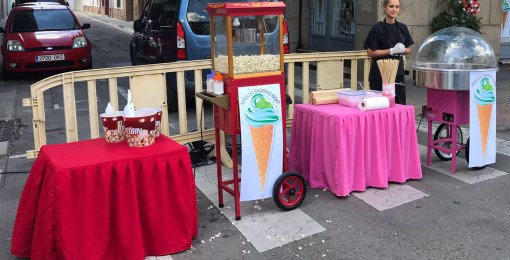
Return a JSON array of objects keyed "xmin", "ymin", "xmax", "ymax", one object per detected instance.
[{"xmin": 208, "ymin": 2, "xmax": 284, "ymax": 78}]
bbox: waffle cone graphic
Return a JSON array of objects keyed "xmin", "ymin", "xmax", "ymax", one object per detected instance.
[
  {"xmin": 503, "ymin": 12, "xmax": 508, "ymax": 30},
  {"xmin": 477, "ymin": 103, "xmax": 492, "ymax": 158},
  {"xmin": 249, "ymin": 124, "xmax": 274, "ymax": 192}
]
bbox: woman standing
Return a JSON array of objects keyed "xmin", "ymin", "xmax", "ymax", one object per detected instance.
[{"xmin": 363, "ymin": 0, "xmax": 414, "ymax": 104}]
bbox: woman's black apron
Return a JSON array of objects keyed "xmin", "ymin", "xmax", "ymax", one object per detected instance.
[{"xmin": 368, "ymin": 21, "xmax": 407, "ymax": 104}]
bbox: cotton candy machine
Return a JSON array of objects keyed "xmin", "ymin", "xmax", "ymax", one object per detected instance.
[{"xmin": 413, "ymin": 27, "xmax": 498, "ymax": 173}]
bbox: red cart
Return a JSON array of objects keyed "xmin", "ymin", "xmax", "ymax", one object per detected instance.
[{"xmin": 197, "ymin": 2, "xmax": 306, "ymax": 220}]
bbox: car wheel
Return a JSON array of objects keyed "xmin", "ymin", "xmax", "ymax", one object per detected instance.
[
  {"xmin": 85, "ymin": 57, "xmax": 93, "ymax": 70},
  {"xmin": 130, "ymin": 44, "xmax": 137, "ymax": 66},
  {"xmin": 1, "ymin": 65, "xmax": 13, "ymax": 80},
  {"xmin": 166, "ymin": 73, "xmax": 178, "ymax": 112}
]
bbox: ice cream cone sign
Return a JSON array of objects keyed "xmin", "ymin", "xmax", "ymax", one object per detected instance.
[
  {"xmin": 238, "ymin": 84, "xmax": 283, "ymax": 201},
  {"xmin": 470, "ymin": 72, "xmax": 496, "ymax": 167}
]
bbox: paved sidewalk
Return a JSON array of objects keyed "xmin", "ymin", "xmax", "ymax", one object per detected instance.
[{"xmin": 75, "ymin": 11, "xmax": 134, "ymax": 35}]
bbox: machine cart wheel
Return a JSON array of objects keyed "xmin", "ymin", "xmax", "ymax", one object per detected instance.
[
  {"xmin": 273, "ymin": 171, "xmax": 307, "ymax": 211},
  {"xmin": 465, "ymin": 137, "xmax": 487, "ymax": 170},
  {"xmin": 433, "ymin": 123, "xmax": 464, "ymax": 161}
]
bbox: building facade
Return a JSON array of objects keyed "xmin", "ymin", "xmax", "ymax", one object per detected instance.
[
  {"xmin": 69, "ymin": 0, "xmax": 507, "ymax": 62},
  {"xmin": 284, "ymin": 0, "xmax": 506, "ymax": 62}
]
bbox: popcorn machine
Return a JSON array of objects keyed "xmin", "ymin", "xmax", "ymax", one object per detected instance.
[{"xmin": 198, "ymin": 2, "xmax": 306, "ymax": 220}]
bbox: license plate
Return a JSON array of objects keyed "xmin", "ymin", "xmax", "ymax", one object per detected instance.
[{"xmin": 35, "ymin": 54, "xmax": 65, "ymax": 62}]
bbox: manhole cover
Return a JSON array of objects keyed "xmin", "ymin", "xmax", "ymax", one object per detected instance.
[{"xmin": 0, "ymin": 120, "xmax": 14, "ymax": 142}]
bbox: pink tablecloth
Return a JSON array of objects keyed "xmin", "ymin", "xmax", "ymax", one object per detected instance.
[{"xmin": 289, "ymin": 104, "xmax": 422, "ymax": 196}]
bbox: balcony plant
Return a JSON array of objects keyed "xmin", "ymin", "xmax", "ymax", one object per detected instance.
[{"xmin": 431, "ymin": 0, "xmax": 482, "ymax": 33}]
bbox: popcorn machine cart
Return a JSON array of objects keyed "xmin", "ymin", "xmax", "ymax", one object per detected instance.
[
  {"xmin": 413, "ymin": 27, "xmax": 498, "ymax": 173},
  {"xmin": 197, "ymin": 2, "xmax": 306, "ymax": 220}
]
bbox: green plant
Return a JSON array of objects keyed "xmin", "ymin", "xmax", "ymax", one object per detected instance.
[{"xmin": 431, "ymin": 0, "xmax": 482, "ymax": 33}]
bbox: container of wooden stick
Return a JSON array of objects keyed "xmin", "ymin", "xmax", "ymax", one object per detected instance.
[{"xmin": 376, "ymin": 59, "xmax": 399, "ymax": 107}]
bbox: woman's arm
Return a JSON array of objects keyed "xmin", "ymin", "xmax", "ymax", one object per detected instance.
[
  {"xmin": 367, "ymin": 47, "xmax": 411, "ymax": 57},
  {"xmin": 367, "ymin": 48, "xmax": 391, "ymax": 58}
]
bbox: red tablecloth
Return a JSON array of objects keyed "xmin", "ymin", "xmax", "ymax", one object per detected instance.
[
  {"xmin": 289, "ymin": 104, "xmax": 422, "ymax": 196},
  {"xmin": 11, "ymin": 135, "xmax": 197, "ymax": 260}
]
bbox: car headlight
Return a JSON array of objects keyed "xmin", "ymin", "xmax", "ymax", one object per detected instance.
[
  {"xmin": 73, "ymin": 36, "xmax": 87, "ymax": 48},
  {"xmin": 7, "ymin": 40, "xmax": 25, "ymax": 52}
]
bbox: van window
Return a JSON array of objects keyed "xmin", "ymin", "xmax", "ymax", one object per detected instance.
[
  {"xmin": 149, "ymin": 0, "xmax": 178, "ymax": 26},
  {"xmin": 160, "ymin": 1, "xmax": 177, "ymax": 26},
  {"xmin": 186, "ymin": 0, "xmax": 268, "ymax": 35}
]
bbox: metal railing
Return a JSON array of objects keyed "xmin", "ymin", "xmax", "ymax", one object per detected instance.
[{"xmin": 23, "ymin": 50, "xmax": 371, "ymax": 160}]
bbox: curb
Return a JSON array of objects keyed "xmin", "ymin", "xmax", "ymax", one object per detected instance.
[{"xmin": 75, "ymin": 11, "xmax": 134, "ymax": 35}]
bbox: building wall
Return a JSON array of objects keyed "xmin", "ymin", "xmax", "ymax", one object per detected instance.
[
  {"xmin": 355, "ymin": 0, "xmax": 501, "ymax": 60},
  {"xmin": 287, "ymin": 0, "xmax": 502, "ymax": 61}
]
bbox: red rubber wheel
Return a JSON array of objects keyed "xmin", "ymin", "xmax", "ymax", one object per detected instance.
[{"xmin": 273, "ymin": 171, "xmax": 307, "ymax": 211}]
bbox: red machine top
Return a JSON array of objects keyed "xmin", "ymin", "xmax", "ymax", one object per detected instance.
[{"xmin": 206, "ymin": 2, "xmax": 286, "ymax": 16}]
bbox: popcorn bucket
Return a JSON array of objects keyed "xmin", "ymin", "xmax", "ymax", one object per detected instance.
[
  {"xmin": 124, "ymin": 110, "xmax": 157, "ymax": 147},
  {"xmin": 137, "ymin": 107, "xmax": 162, "ymax": 137},
  {"xmin": 100, "ymin": 111, "xmax": 125, "ymax": 143}
]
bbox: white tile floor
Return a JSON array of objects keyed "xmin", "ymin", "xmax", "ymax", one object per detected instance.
[
  {"xmin": 194, "ymin": 164, "xmax": 326, "ymax": 253},
  {"xmin": 353, "ymin": 184, "xmax": 429, "ymax": 211}
]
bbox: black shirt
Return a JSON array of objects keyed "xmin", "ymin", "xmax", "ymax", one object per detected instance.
[{"xmin": 363, "ymin": 21, "xmax": 414, "ymax": 95}]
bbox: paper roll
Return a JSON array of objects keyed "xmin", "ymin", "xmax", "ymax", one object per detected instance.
[{"xmin": 358, "ymin": 97, "xmax": 390, "ymax": 111}]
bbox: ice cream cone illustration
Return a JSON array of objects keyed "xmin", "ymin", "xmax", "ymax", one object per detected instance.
[
  {"xmin": 502, "ymin": 12, "xmax": 508, "ymax": 31},
  {"xmin": 250, "ymin": 124, "xmax": 274, "ymax": 191},
  {"xmin": 244, "ymin": 94, "xmax": 279, "ymax": 192},
  {"xmin": 474, "ymin": 77, "xmax": 495, "ymax": 159}
]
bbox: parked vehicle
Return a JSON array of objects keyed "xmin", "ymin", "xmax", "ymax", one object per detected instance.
[
  {"xmin": 0, "ymin": 2, "xmax": 92, "ymax": 80},
  {"xmin": 130, "ymin": 0, "xmax": 289, "ymax": 111}
]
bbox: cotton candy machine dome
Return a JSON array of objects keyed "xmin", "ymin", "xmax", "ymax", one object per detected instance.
[{"xmin": 414, "ymin": 27, "xmax": 498, "ymax": 91}]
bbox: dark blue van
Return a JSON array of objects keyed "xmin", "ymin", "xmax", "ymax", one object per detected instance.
[{"xmin": 130, "ymin": 0, "xmax": 289, "ymax": 111}]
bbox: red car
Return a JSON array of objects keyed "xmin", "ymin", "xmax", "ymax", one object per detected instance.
[{"xmin": 0, "ymin": 3, "xmax": 92, "ymax": 79}]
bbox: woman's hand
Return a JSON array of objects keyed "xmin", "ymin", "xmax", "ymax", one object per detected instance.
[{"xmin": 389, "ymin": 43, "xmax": 406, "ymax": 55}]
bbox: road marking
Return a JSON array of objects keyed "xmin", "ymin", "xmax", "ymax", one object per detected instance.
[
  {"xmin": 194, "ymin": 164, "xmax": 325, "ymax": 253},
  {"xmin": 8, "ymin": 154, "xmax": 26, "ymax": 159},
  {"xmin": 0, "ymin": 141, "xmax": 7, "ymax": 156},
  {"xmin": 144, "ymin": 255, "xmax": 173, "ymax": 260},
  {"xmin": 353, "ymin": 184, "xmax": 429, "ymax": 211},
  {"xmin": 418, "ymin": 145, "xmax": 507, "ymax": 184}
]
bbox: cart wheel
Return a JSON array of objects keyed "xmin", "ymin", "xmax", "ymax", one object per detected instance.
[
  {"xmin": 433, "ymin": 123, "xmax": 463, "ymax": 161},
  {"xmin": 273, "ymin": 171, "xmax": 307, "ymax": 211},
  {"xmin": 465, "ymin": 137, "xmax": 487, "ymax": 170}
]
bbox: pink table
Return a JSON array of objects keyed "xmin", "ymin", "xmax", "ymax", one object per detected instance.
[{"xmin": 289, "ymin": 104, "xmax": 422, "ymax": 196}]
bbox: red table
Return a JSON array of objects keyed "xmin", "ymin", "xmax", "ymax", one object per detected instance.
[
  {"xmin": 11, "ymin": 135, "xmax": 197, "ymax": 260},
  {"xmin": 289, "ymin": 104, "xmax": 422, "ymax": 196}
]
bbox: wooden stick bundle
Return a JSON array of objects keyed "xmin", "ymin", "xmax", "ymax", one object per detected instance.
[
  {"xmin": 376, "ymin": 59, "xmax": 399, "ymax": 83},
  {"xmin": 310, "ymin": 88, "xmax": 350, "ymax": 105}
]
